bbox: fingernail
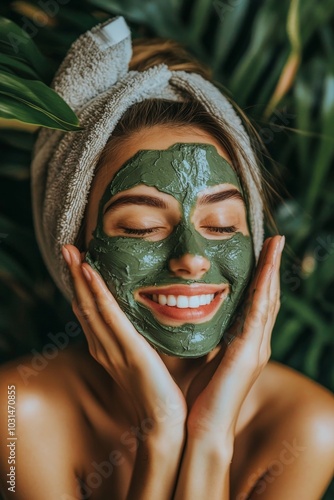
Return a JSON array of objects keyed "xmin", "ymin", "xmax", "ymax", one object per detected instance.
[
  {"xmin": 62, "ymin": 246, "xmax": 71, "ymax": 266},
  {"xmin": 82, "ymin": 265, "xmax": 91, "ymax": 282},
  {"xmin": 279, "ymin": 235, "xmax": 285, "ymax": 252}
]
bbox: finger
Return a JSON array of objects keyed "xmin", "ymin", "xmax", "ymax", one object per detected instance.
[
  {"xmin": 241, "ymin": 238, "xmax": 273, "ymax": 326},
  {"xmin": 62, "ymin": 244, "xmax": 129, "ymax": 365},
  {"xmin": 80, "ymin": 262, "xmax": 152, "ymax": 358},
  {"xmin": 260, "ymin": 236, "xmax": 285, "ymax": 357},
  {"xmin": 268, "ymin": 235, "xmax": 284, "ymax": 304},
  {"xmin": 262, "ymin": 235, "xmax": 284, "ymax": 329},
  {"xmin": 62, "ymin": 244, "xmax": 94, "ymax": 306},
  {"xmin": 65, "ymin": 245, "xmax": 164, "ymax": 370},
  {"xmin": 71, "ymin": 298, "xmax": 108, "ymax": 359},
  {"xmin": 251, "ymin": 237, "xmax": 271, "ymax": 290},
  {"xmin": 254, "ymin": 235, "xmax": 282, "ymax": 320},
  {"xmin": 81, "ymin": 264, "xmax": 182, "ymax": 408},
  {"xmin": 243, "ymin": 260, "xmax": 273, "ymax": 337},
  {"xmin": 243, "ymin": 237, "xmax": 272, "ymax": 312}
]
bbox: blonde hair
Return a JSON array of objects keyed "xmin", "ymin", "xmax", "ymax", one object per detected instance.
[{"xmin": 76, "ymin": 38, "xmax": 274, "ymax": 251}]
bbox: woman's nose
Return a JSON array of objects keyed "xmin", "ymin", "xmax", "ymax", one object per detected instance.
[{"xmin": 169, "ymin": 253, "xmax": 210, "ymax": 279}]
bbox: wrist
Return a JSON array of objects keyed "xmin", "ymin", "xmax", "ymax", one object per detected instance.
[
  {"xmin": 143, "ymin": 424, "xmax": 186, "ymax": 453},
  {"xmin": 187, "ymin": 414, "xmax": 236, "ymax": 447},
  {"xmin": 186, "ymin": 431, "xmax": 234, "ymax": 460}
]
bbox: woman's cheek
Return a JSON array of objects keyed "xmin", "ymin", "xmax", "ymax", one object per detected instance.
[
  {"xmin": 208, "ymin": 233, "xmax": 255, "ymax": 293},
  {"xmin": 86, "ymin": 236, "xmax": 172, "ymax": 292}
]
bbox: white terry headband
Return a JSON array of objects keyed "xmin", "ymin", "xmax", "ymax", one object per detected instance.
[{"xmin": 31, "ymin": 16, "xmax": 264, "ymax": 302}]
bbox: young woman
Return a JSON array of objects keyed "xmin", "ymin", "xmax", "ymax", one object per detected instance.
[{"xmin": 0, "ymin": 16, "xmax": 334, "ymax": 500}]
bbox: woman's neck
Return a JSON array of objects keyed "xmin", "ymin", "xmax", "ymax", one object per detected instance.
[{"xmin": 158, "ymin": 344, "xmax": 222, "ymax": 395}]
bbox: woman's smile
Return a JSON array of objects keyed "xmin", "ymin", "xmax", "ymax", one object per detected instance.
[{"xmin": 135, "ymin": 283, "xmax": 230, "ymax": 326}]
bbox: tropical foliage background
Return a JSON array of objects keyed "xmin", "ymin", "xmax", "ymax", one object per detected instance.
[{"xmin": 0, "ymin": 0, "xmax": 333, "ymax": 496}]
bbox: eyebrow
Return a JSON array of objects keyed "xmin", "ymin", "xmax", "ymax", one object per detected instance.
[
  {"xmin": 104, "ymin": 195, "xmax": 169, "ymax": 215},
  {"xmin": 198, "ymin": 189, "xmax": 244, "ymax": 205},
  {"xmin": 103, "ymin": 188, "xmax": 244, "ymax": 215}
]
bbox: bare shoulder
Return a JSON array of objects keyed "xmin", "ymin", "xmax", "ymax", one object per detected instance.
[
  {"xmin": 245, "ymin": 361, "xmax": 334, "ymax": 498},
  {"xmin": 0, "ymin": 341, "xmax": 93, "ymax": 432},
  {"xmin": 258, "ymin": 360, "xmax": 334, "ymax": 453},
  {"xmin": 260, "ymin": 360, "xmax": 334, "ymax": 421},
  {"xmin": 0, "ymin": 343, "xmax": 91, "ymax": 499}
]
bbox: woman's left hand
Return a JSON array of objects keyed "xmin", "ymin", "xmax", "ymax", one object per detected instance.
[{"xmin": 185, "ymin": 235, "xmax": 284, "ymax": 441}]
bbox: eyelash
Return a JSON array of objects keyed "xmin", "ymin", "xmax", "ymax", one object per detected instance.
[
  {"xmin": 122, "ymin": 227, "xmax": 160, "ymax": 235},
  {"xmin": 204, "ymin": 225, "xmax": 237, "ymax": 234},
  {"xmin": 121, "ymin": 225, "xmax": 237, "ymax": 236}
]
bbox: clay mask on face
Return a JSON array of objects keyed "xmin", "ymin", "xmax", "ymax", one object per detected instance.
[{"xmin": 85, "ymin": 143, "xmax": 254, "ymax": 357}]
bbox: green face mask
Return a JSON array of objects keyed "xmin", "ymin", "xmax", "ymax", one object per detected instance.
[{"xmin": 85, "ymin": 143, "xmax": 254, "ymax": 357}]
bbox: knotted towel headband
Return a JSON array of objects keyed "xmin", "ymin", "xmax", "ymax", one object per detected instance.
[{"xmin": 31, "ymin": 16, "xmax": 264, "ymax": 302}]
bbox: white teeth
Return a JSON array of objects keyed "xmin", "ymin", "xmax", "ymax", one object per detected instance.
[
  {"xmin": 176, "ymin": 296, "xmax": 188, "ymax": 308},
  {"xmin": 158, "ymin": 294, "xmax": 167, "ymax": 305},
  {"xmin": 167, "ymin": 295, "xmax": 177, "ymax": 306},
  {"xmin": 208, "ymin": 293, "xmax": 214, "ymax": 304},
  {"xmin": 200, "ymin": 294, "xmax": 207, "ymax": 305},
  {"xmin": 151, "ymin": 293, "xmax": 216, "ymax": 309},
  {"xmin": 189, "ymin": 296, "xmax": 200, "ymax": 308}
]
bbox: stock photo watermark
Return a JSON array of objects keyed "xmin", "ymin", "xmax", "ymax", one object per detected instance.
[
  {"xmin": 7, "ymin": 0, "xmax": 71, "ymax": 53},
  {"xmin": 213, "ymin": 0, "xmax": 241, "ymax": 22},
  {"xmin": 236, "ymin": 438, "xmax": 307, "ymax": 499},
  {"xmin": 281, "ymin": 233, "xmax": 334, "ymax": 295},
  {"xmin": 259, "ymin": 107, "xmax": 296, "ymax": 144},
  {"xmin": 60, "ymin": 394, "xmax": 184, "ymax": 500},
  {"xmin": 16, "ymin": 321, "xmax": 82, "ymax": 385}
]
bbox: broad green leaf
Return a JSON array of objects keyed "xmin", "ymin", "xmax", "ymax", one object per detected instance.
[
  {"xmin": 300, "ymin": 0, "xmax": 334, "ymax": 46},
  {"xmin": 212, "ymin": 0, "xmax": 250, "ymax": 71},
  {"xmin": 0, "ymin": 53, "xmax": 40, "ymax": 79},
  {"xmin": 0, "ymin": 72, "xmax": 81, "ymax": 130},
  {"xmin": 87, "ymin": 0, "xmax": 183, "ymax": 39},
  {"xmin": 306, "ymin": 70, "xmax": 334, "ymax": 212},
  {"xmin": 264, "ymin": 0, "xmax": 301, "ymax": 117},
  {"xmin": 304, "ymin": 337, "xmax": 326, "ymax": 378},
  {"xmin": 56, "ymin": 6, "xmax": 100, "ymax": 31},
  {"xmin": 187, "ymin": 0, "xmax": 213, "ymax": 42},
  {"xmin": 294, "ymin": 75, "xmax": 313, "ymax": 172},
  {"xmin": 284, "ymin": 292, "xmax": 330, "ymax": 340},
  {"xmin": 229, "ymin": 3, "xmax": 284, "ymax": 103},
  {"xmin": 272, "ymin": 317, "xmax": 302, "ymax": 358},
  {"xmin": 0, "ymin": 17, "xmax": 54, "ymax": 82}
]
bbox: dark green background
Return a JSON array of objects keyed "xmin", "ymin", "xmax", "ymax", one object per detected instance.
[{"xmin": 0, "ymin": 0, "xmax": 333, "ymax": 497}]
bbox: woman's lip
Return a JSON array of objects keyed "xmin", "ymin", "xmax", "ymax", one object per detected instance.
[
  {"xmin": 134, "ymin": 284, "xmax": 230, "ymax": 326},
  {"xmin": 136, "ymin": 284, "xmax": 228, "ymax": 297}
]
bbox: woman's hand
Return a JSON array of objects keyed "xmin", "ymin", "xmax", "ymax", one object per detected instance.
[
  {"xmin": 185, "ymin": 235, "xmax": 284, "ymax": 441},
  {"xmin": 62, "ymin": 244, "xmax": 187, "ymax": 499},
  {"xmin": 173, "ymin": 235, "xmax": 284, "ymax": 499},
  {"xmin": 61, "ymin": 245, "xmax": 187, "ymax": 436}
]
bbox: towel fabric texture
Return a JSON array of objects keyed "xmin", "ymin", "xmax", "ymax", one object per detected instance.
[{"xmin": 31, "ymin": 16, "xmax": 264, "ymax": 302}]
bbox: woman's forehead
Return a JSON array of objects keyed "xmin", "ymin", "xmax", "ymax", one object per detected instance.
[
  {"xmin": 101, "ymin": 143, "xmax": 241, "ymax": 205},
  {"xmin": 95, "ymin": 126, "xmax": 232, "ymax": 198}
]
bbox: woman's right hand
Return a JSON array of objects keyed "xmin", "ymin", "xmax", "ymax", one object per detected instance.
[{"xmin": 61, "ymin": 244, "xmax": 187, "ymax": 437}]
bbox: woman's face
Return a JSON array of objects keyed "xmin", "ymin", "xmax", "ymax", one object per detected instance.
[{"xmin": 85, "ymin": 126, "xmax": 254, "ymax": 357}]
